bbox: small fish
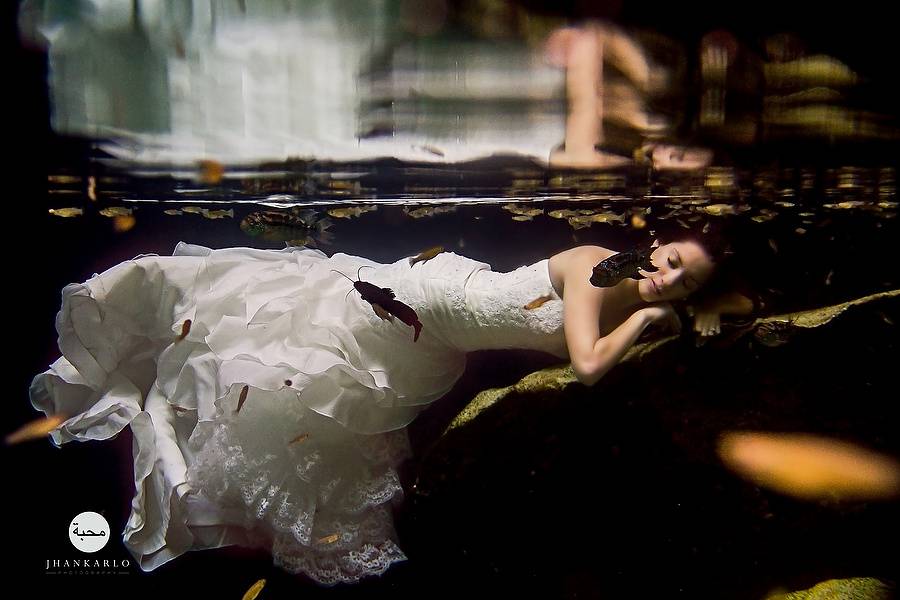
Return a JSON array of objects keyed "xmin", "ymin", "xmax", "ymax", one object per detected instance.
[
  {"xmin": 48, "ymin": 208, "xmax": 83, "ymax": 218},
  {"xmin": 240, "ymin": 208, "xmax": 334, "ymax": 247},
  {"xmin": 502, "ymin": 204, "xmax": 542, "ymax": 217},
  {"xmin": 235, "ymin": 385, "xmax": 249, "ymax": 414},
  {"xmin": 548, "ymin": 209, "xmax": 580, "ymax": 219},
  {"xmin": 409, "ymin": 246, "xmax": 444, "ymax": 267},
  {"xmin": 631, "ymin": 214, "xmax": 647, "ymax": 229},
  {"xmin": 99, "ymin": 207, "xmax": 133, "ymax": 217},
  {"xmin": 702, "ymin": 204, "xmax": 738, "ymax": 216},
  {"xmin": 201, "ymin": 208, "xmax": 234, "ymax": 219},
  {"xmin": 113, "ymin": 215, "xmax": 136, "ymax": 233},
  {"xmin": 316, "ymin": 534, "xmax": 340, "ymax": 545},
  {"xmin": 702, "ymin": 221, "xmax": 710, "ymax": 233},
  {"xmin": 163, "ymin": 209, "xmax": 183, "ymax": 216},
  {"xmin": 241, "ymin": 578, "xmax": 266, "ymax": 600},
  {"xmin": 795, "ymin": 227, "xmax": 807, "ymax": 235},
  {"xmin": 87, "ymin": 176, "xmax": 97, "ymax": 202},
  {"xmin": 415, "ymin": 144, "xmax": 445, "ymax": 157},
  {"xmin": 5, "ymin": 414, "xmax": 68, "ymax": 445},
  {"xmin": 198, "ymin": 159, "xmax": 225, "ymax": 185},
  {"xmin": 176, "ymin": 319, "xmax": 191, "ymax": 342},
  {"xmin": 752, "ymin": 215, "xmax": 773, "ymax": 223},
  {"xmin": 768, "ymin": 239, "xmax": 778, "ymax": 254},
  {"xmin": 181, "ymin": 206, "xmax": 205, "ymax": 214},
  {"xmin": 718, "ymin": 431, "xmax": 900, "ymax": 501},
  {"xmin": 590, "ymin": 241, "xmax": 659, "ymax": 288},
  {"xmin": 523, "ymin": 294, "xmax": 553, "ymax": 310},
  {"xmin": 289, "ymin": 433, "xmax": 310, "ymax": 445},
  {"xmin": 676, "ymin": 218, "xmax": 691, "ymax": 229},
  {"xmin": 512, "ymin": 215, "xmax": 534, "ymax": 222},
  {"xmin": 773, "ymin": 201, "xmax": 796, "ymax": 208},
  {"xmin": 825, "ymin": 269, "xmax": 834, "ymax": 286},
  {"xmin": 327, "ymin": 205, "xmax": 377, "ymax": 219},
  {"xmin": 823, "ymin": 201, "xmax": 865, "ymax": 210},
  {"xmin": 404, "ymin": 206, "xmax": 457, "ymax": 219}
]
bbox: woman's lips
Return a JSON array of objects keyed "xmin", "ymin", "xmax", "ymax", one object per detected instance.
[{"xmin": 651, "ymin": 278, "xmax": 661, "ymax": 295}]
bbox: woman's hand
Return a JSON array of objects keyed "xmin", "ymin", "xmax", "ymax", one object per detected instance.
[
  {"xmin": 641, "ymin": 302, "xmax": 682, "ymax": 334},
  {"xmin": 690, "ymin": 307, "xmax": 721, "ymax": 336}
]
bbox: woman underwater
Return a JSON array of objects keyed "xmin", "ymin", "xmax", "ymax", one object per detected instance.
[{"xmin": 28, "ymin": 233, "xmax": 750, "ymax": 585}]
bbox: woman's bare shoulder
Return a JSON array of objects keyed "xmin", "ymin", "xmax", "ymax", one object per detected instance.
[
  {"xmin": 549, "ymin": 245, "xmax": 616, "ymax": 294},
  {"xmin": 549, "ymin": 245, "xmax": 615, "ymax": 273}
]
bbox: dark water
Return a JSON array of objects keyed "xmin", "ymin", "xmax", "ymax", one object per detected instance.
[{"xmin": 8, "ymin": 2, "xmax": 900, "ymax": 599}]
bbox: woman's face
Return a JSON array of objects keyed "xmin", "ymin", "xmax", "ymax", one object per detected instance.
[{"xmin": 637, "ymin": 240, "xmax": 715, "ymax": 303}]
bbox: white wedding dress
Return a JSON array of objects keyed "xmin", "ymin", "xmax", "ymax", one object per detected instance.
[{"xmin": 30, "ymin": 242, "xmax": 568, "ymax": 585}]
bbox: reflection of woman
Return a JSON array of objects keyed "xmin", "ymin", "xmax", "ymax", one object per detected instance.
[{"xmin": 30, "ymin": 235, "xmax": 739, "ymax": 584}]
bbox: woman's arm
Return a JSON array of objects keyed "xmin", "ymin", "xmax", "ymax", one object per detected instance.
[{"xmin": 562, "ymin": 248, "xmax": 673, "ymax": 386}]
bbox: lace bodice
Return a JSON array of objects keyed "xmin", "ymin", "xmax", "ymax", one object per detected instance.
[{"xmin": 384, "ymin": 252, "xmax": 568, "ymax": 358}]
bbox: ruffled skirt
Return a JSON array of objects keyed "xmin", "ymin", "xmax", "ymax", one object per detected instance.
[{"xmin": 30, "ymin": 242, "xmax": 467, "ymax": 584}]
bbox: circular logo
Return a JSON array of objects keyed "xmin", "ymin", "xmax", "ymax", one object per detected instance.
[{"xmin": 68, "ymin": 512, "xmax": 110, "ymax": 553}]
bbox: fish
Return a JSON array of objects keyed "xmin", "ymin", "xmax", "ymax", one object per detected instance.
[
  {"xmin": 631, "ymin": 214, "xmax": 647, "ymax": 229},
  {"xmin": 235, "ymin": 385, "xmax": 249, "ymax": 414},
  {"xmin": 332, "ymin": 267, "xmax": 423, "ymax": 342},
  {"xmin": 87, "ymin": 176, "xmax": 97, "ymax": 202},
  {"xmin": 502, "ymin": 204, "xmax": 543, "ymax": 217},
  {"xmin": 241, "ymin": 578, "xmax": 266, "ymax": 600},
  {"xmin": 181, "ymin": 206, "xmax": 205, "ymax": 214},
  {"xmin": 590, "ymin": 241, "xmax": 659, "ymax": 288},
  {"xmin": 48, "ymin": 208, "xmax": 83, "ymax": 218},
  {"xmin": 289, "ymin": 433, "xmax": 310, "ymax": 445},
  {"xmin": 163, "ymin": 209, "xmax": 183, "ymax": 216},
  {"xmin": 718, "ymin": 431, "xmax": 900, "ymax": 501},
  {"xmin": 240, "ymin": 208, "xmax": 334, "ymax": 247},
  {"xmin": 702, "ymin": 204, "xmax": 738, "ymax": 216},
  {"xmin": 113, "ymin": 215, "xmax": 136, "ymax": 233},
  {"xmin": 201, "ymin": 208, "xmax": 234, "ymax": 219},
  {"xmin": 197, "ymin": 159, "xmax": 225, "ymax": 185},
  {"xmin": 512, "ymin": 215, "xmax": 534, "ymax": 221},
  {"xmin": 176, "ymin": 319, "xmax": 191, "ymax": 342},
  {"xmin": 99, "ymin": 207, "xmax": 133, "ymax": 217},
  {"xmin": 523, "ymin": 295, "xmax": 553, "ymax": 310},
  {"xmin": 415, "ymin": 144, "xmax": 445, "ymax": 157},
  {"xmin": 327, "ymin": 205, "xmax": 377, "ymax": 219},
  {"xmin": 409, "ymin": 246, "xmax": 444, "ymax": 266},
  {"xmin": 5, "ymin": 414, "xmax": 68, "ymax": 445},
  {"xmin": 316, "ymin": 534, "xmax": 340, "ymax": 545}
]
